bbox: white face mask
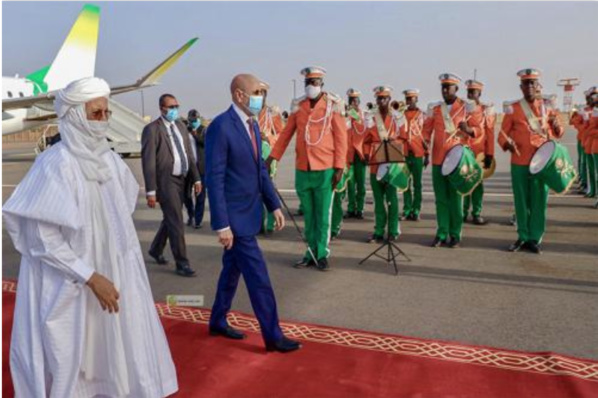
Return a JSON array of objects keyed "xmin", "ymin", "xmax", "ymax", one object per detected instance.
[
  {"xmin": 305, "ymin": 85, "xmax": 322, "ymax": 100},
  {"xmin": 87, "ymin": 120, "xmax": 110, "ymax": 138}
]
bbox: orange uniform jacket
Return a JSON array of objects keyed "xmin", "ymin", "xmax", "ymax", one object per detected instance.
[
  {"xmin": 422, "ymin": 98, "xmax": 482, "ymax": 166},
  {"xmin": 401, "ymin": 109, "xmax": 427, "ymax": 158},
  {"xmin": 270, "ymin": 93, "xmax": 348, "ymax": 171},
  {"xmin": 347, "ymin": 109, "xmax": 368, "ymax": 162},
  {"xmin": 584, "ymin": 110, "xmax": 598, "ymax": 154},
  {"xmin": 466, "ymin": 103, "xmax": 496, "ymax": 157},
  {"xmin": 363, "ymin": 112, "xmax": 407, "ymax": 175},
  {"xmin": 498, "ymin": 99, "xmax": 564, "ymax": 166},
  {"xmin": 258, "ymin": 106, "xmax": 285, "ymax": 147},
  {"xmin": 483, "ymin": 104, "xmax": 496, "ymax": 157},
  {"xmin": 570, "ymin": 108, "xmax": 587, "ymax": 142}
]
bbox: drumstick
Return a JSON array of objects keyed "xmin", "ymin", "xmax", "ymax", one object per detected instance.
[
  {"xmin": 446, "ymin": 115, "xmax": 472, "ymax": 141},
  {"xmin": 500, "ymin": 130, "xmax": 520, "ymax": 156}
]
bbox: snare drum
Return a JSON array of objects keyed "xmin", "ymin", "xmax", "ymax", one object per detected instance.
[
  {"xmin": 376, "ymin": 163, "xmax": 411, "ymax": 193},
  {"xmin": 441, "ymin": 145, "xmax": 483, "ymax": 195},
  {"xmin": 530, "ymin": 140, "xmax": 577, "ymax": 194}
]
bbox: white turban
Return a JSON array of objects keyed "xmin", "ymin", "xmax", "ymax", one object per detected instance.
[{"xmin": 55, "ymin": 77, "xmax": 112, "ymax": 182}]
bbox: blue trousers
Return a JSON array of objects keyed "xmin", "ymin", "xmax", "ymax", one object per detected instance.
[{"xmin": 209, "ymin": 235, "xmax": 283, "ymax": 344}]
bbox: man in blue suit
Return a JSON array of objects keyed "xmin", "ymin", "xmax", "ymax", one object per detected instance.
[{"xmin": 205, "ymin": 74, "xmax": 301, "ymax": 353}]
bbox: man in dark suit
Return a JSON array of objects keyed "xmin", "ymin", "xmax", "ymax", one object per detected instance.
[
  {"xmin": 184, "ymin": 109, "xmax": 207, "ymax": 229},
  {"xmin": 141, "ymin": 94, "xmax": 201, "ymax": 277},
  {"xmin": 206, "ymin": 74, "xmax": 301, "ymax": 353}
]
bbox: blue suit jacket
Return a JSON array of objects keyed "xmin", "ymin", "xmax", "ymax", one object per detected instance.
[{"xmin": 206, "ymin": 105, "xmax": 281, "ymax": 237}]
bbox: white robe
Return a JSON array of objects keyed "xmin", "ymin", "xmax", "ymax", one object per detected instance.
[{"xmin": 3, "ymin": 143, "xmax": 178, "ymax": 398}]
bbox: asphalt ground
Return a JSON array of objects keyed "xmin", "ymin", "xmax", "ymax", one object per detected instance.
[{"xmin": 3, "ymin": 122, "xmax": 598, "ymax": 360}]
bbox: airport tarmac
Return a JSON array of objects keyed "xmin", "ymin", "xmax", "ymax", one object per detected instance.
[{"xmin": 3, "ymin": 123, "xmax": 598, "ymax": 360}]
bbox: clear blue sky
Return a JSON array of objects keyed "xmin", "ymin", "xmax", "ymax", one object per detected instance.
[{"xmin": 3, "ymin": 1, "xmax": 597, "ymax": 119}]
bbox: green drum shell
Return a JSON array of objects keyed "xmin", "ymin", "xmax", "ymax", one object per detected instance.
[
  {"xmin": 385, "ymin": 163, "xmax": 411, "ymax": 193},
  {"xmin": 446, "ymin": 146, "xmax": 483, "ymax": 195},
  {"xmin": 531, "ymin": 141, "xmax": 577, "ymax": 194},
  {"xmin": 262, "ymin": 141, "xmax": 277, "ymax": 177}
]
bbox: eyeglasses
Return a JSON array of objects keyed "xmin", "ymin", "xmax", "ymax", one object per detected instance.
[{"xmin": 88, "ymin": 109, "xmax": 112, "ymax": 120}]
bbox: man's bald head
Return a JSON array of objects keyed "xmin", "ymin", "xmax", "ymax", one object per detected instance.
[{"xmin": 230, "ymin": 73, "xmax": 264, "ymax": 116}]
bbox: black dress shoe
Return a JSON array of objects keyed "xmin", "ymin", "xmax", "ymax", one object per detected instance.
[
  {"xmin": 316, "ymin": 258, "xmax": 330, "ymax": 272},
  {"xmin": 293, "ymin": 257, "xmax": 315, "ymax": 269},
  {"xmin": 355, "ymin": 211, "xmax": 364, "ymax": 220},
  {"xmin": 344, "ymin": 211, "xmax": 356, "ymax": 219},
  {"xmin": 331, "ymin": 231, "xmax": 340, "ymax": 241},
  {"xmin": 527, "ymin": 240, "xmax": 542, "ymax": 254},
  {"xmin": 412, "ymin": 214, "xmax": 420, "ymax": 221},
  {"xmin": 448, "ymin": 237, "xmax": 461, "ymax": 248},
  {"xmin": 431, "ymin": 236, "xmax": 446, "ymax": 248},
  {"xmin": 175, "ymin": 263, "xmax": 197, "ymax": 277},
  {"xmin": 472, "ymin": 216, "xmax": 487, "ymax": 225},
  {"xmin": 367, "ymin": 234, "xmax": 384, "ymax": 244},
  {"xmin": 463, "ymin": 214, "xmax": 469, "ymax": 223},
  {"xmin": 194, "ymin": 222, "xmax": 203, "ymax": 229},
  {"xmin": 209, "ymin": 326, "xmax": 247, "ymax": 340},
  {"xmin": 388, "ymin": 235, "xmax": 399, "ymax": 242},
  {"xmin": 508, "ymin": 239, "xmax": 526, "ymax": 252},
  {"xmin": 148, "ymin": 250, "xmax": 168, "ymax": 265},
  {"xmin": 266, "ymin": 337, "xmax": 302, "ymax": 353},
  {"xmin": 186, "ymin": 218, "xmax": 193, "ymax": 227}
]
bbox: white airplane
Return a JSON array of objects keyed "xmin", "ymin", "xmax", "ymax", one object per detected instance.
[{"xmin": 2, "ymin": 4, "xmax": 198, "ymax": 155}]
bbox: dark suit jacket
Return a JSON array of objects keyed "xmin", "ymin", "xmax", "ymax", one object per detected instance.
[
  {"xmin": 187, "ymin": 125, "xmax": 206, "ymax": 176},
  {"xmin": 205, "ymin": 105, "xmax": 280, "ymax": 237},
  {"xmin": 141, "ymin": 117, "xmax": 200, "ymax": 200}
]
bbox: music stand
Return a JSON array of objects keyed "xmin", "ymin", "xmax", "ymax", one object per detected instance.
[{"xmin": 359, "ymin": 139, "xmax": 411, "ymax": 275}]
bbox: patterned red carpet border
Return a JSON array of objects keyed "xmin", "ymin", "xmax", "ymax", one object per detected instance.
[{"xmin": 4, "ymin": 279, "xmax": 598, "ymax": 383}]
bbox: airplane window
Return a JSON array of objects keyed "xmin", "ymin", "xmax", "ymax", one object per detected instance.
[
  {"xmin": 7, "ymin": 91, "xmax": 13, "ymax": 98},
  {"xmin": 19, "ymin": 92, "xmax": 24, "ymax": 97}
]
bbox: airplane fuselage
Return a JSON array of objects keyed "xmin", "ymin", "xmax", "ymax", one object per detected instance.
[{"xmin": 2, "ymin": 76, "xmax": 55, "ymax": 135}]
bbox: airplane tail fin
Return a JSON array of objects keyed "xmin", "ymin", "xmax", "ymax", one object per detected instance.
[{"xmin": 27, "ymin": 4, "xmax": 100, "ymax": 93}]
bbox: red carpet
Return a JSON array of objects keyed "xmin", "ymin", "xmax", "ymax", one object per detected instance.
[{"xmin": 3, "ymin": 280, "xmax": 598, "ymax": 397}]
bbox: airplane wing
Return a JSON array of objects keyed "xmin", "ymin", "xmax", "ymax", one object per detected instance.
[
  {"xmin": 2, "ymin": 37, "xmax": 198, "ymax": 112},
  {"xmin": 110, "ymin": 37, "xmax": 198, "ymax": 95},
  {"xmin": 2, "ymin": 93, "xmax": 56, "ymax": 111}
]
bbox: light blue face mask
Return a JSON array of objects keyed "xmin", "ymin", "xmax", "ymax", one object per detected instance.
[
  {"xmin": 191, "ymin": 120, "xmax": 201, "ymax": 130},
  {"xmin": 165, "ymin": 107, "xmax": 179, "ymax": 122},
  {"xmin": 243, "ymin": 92, "xmax": 264, "ymax": 116}
]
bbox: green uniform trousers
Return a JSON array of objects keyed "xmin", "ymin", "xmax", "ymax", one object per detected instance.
[
  {"xmin": 463, "ymin": 182, "xmax": 484, "ymax": 217},
  {"xmin": 511, "ymin": 164, "xmax": 549, "ymax": 242},
  {"xmin": 578, "ymin": 142, "xmax": 587, "ymax": 186},
  {"xmin": 402, "ymin": 155, "xmax": 424, "ymax": 217},
  {"xmin": 587, "ymin": 153, "xmax": 596, "ymax": 197},
  {"xmin": 432, "ymin": 165, "xmax": 463, "ymax": 240},
  {"xmin": 331, "ymin": 190, "xmax": 345, "ymax": 235},
  {"xmin": 370, "ymin": 173, "xmax": 400, "ymax": 237},
  {"xmin": 347, "ymin": 155, "xmax": 367, "ymax": 213},
  {"xmin": 296, "ymin": 169, "xmax": 335, "ymax": 261}
]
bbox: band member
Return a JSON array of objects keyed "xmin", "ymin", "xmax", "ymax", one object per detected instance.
[
  {"xmin": 331, "ymin": 108, "xmax": 354, "ymax": 239},
  {"xmin": 401, "ymin": 89, "xmax": 428, "ymax": 221},
  {"xmin": 345, "ymin": 88, "xmax": 368, "ymax": 219},
  {"xmin": 267, "ymin": 66, "xmax": 348, "ymax": 271},
  {"xmin": 498, "ymin": 68, "xmax": 564, "ymax": 253},
  {"xmin": 257, "ymin": 81, "xmax": 285, "ymax": 234},
  {"xmin": 584, "ymin": 87, "xmax": 598, "ymax": 207},
  {"xmin": 423, "ymin": 73, "xmax": 482, "ymax": 248},
  {"xmin": 570, "ymin": 89, "xmax": 594, "ymax": 194},
  {"xmin": 462, "ymin": 80, "xmax": 496, "ymax": 225},
  {"xmin": 363, "ymin": 86, "xmax": 407, "ymax": 243}
]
